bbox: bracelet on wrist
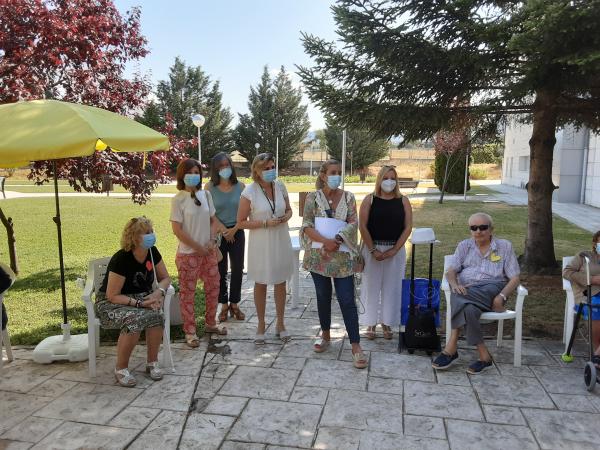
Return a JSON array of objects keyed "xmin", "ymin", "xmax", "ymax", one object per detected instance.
[
  {"xmin": 369, "ymin": 247, "xmax": 376, "ymax": 254},
  {"xmin": 136, "ymin": 298, "xmax": 142, "ymax": 308},
  {"xmin": 158, "ymin": 287, "xmax": 166, "ymax": 297},
  {"xmin": 499, "ymin": 292, "xmax": 507, "ymax": 304}
]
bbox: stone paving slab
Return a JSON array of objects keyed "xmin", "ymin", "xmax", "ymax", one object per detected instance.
[
  {"xmin": 446, "ymin": 419, "xmax": 538, "ymax": 450},
  {"xmin": 220, "ymin": 366, "xmax": 299, "ymax": 400},
  {"xmin": 522, "ymin": 408, "xmax": 600, "ymax": 449},
  {"xmin": 404, "ymin": 381, "xmax": 484, "ymax": 421},
  {"xmin": 30, "ymin": 422, "xmax": 138, "ymax": 450}
]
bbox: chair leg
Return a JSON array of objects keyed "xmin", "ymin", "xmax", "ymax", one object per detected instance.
[
  {"xmin": 3, "ymin": 329, "xmax": 13, "ymax": 362},
  {"xmin": 88, "ymin": 322, "xmax": 97, "ymax": 378},
  {"xmin": 496, "ymin": 320, "xmax": 504, "ymax": 348},
  {"xmin": 445, "ymin": 297, "xmax": 452, "ymax": 346},
  {"xmin": 564, "ymin": 308, "xmax": 574, "ymax": 354},
  {"xmin": 514, "ymin": 314, "xmax": 523, "ymax": 367}
]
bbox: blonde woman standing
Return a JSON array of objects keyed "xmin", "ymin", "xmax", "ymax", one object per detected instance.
[
  {"xmin": 301, "ymin": 159, "xmax": 367, "ymax": 369},
  {"xmin": 359, "ymin": 165, "xmax": 413, "ymax": 339},
  {"xmin": 237, "ymin": 153, "xmax": 294, "ymax": 344}
]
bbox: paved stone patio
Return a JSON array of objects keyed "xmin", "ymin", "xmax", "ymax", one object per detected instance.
[{"xmin": 2, "ymin": 272, "xmax": 600, "ymax": 449}]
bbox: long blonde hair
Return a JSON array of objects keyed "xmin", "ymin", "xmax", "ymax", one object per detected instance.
[
  {"xmin": 374, "ymin": 165, "xmax": 401, "ymax": 198},
  {"xmin": 315, "ymin": 159, "xmax": 341, "ymax": 190},
  {"xmin": 121, "ymin": 217, "xmax": 153, "ymax": 251}
]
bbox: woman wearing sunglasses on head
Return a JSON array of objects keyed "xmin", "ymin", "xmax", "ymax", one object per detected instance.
[
  {"xmin": 237, "ymin": 152, "xmax": 294, "ymax": 345},
  {"xmin": 171, "ymin": 158, "xmax": 226, "ymax": 349}
]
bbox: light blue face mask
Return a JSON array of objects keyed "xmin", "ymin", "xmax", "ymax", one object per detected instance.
[
  {"xmin": 141, "ymin": 233, "xmax": 156, "ymax": 249},
  {"xmin": 262, "ymin": 168, "xmax": 277, "ymax": 183},
  {"xmin": 183, "ymin": 173, "xmax": 201, "ymax": 187},
  {"xmin": 219, "ymin": 167, "xmax": 232, "ymax": 179},
  {"xmin": 596, "ymin": 243, "xmax": 600, "ymax": 254},
  {"xmin": 327, "ymin": 175, "xmax": 341, "ymax": 190}
]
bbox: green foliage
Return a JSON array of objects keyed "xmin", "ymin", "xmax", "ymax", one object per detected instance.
[
  {"xmin": 471, "ymin": 143, "xmax": 503, "ymax": 164},
  {"xmin": 434, "ymin": 151, "xmax": 470, "ymax": 194},
  {"xmin": 323, "ymin": 123, "xmax": 389, "ymax": 170},
  {"xmin": 138, "ymin": 57, "xmax": 234, "ymax": 163},
  {"xmin": 469, "ymin": 167, "xmax": 488, "ymax": 180},
  {"xmin": 235, "ymin": 66, "xmax": 311, "ymax": 168}
]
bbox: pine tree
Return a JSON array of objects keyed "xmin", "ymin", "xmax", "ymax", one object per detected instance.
[
  {"xmin": 235, "ymin": 66, "xmax": 310, "ymax": 168},
  {"xmin": 142, "ymin": 57, "xmax": 234, "ymax": 164},
  {"xmin": 323, "ymin": 123, "xmax": 389, "ymax": 172},
  {"xmin": 299, "ymin": 0, "xmax": 600, "ymax": 273}
]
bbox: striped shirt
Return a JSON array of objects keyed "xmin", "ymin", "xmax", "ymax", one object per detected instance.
[{"xmin": 450, "ymin": 237, "xmax": 520, "ymax": 286}]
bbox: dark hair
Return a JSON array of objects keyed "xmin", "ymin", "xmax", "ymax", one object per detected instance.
[
  {"xmin": 209, "ymin": 152, "xmax": 238, "ymax": 186},
  {"xmin": 175, "ymin": 158, "xmax": 202, "ymax": 191},
  {"xmin": 593, "ymin": 231, "xmax": 600, "ymax": 253}
]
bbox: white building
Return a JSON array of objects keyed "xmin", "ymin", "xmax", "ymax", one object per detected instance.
[{"xmin": 503, "ymin": 121, "xmax": 600, "ymax": 207}]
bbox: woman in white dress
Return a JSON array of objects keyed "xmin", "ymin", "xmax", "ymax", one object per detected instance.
[
  {"xmin": 359, "ymin": 165, "xmax": 413, "ymax": 339},
  {"xmin": 237, "ymin": 152, "xmax": 294, "ymax": 344}
]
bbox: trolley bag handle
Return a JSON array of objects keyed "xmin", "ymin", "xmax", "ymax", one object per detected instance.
[
  {"xmin": 409, "ymin": 243, "xmax": 416, "ymax": 315},
  {"xmin": 427, "ymin": 243, "xmax": 433, "ymax": 309}
]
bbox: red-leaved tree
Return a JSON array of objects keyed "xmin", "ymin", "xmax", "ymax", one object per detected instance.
[{"xmin": 0, "ymin": 0, "xmax": 184, "ymax": 203}]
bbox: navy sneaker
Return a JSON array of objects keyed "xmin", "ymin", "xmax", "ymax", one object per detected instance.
[
  {"xmin": 467, "ymin": 359, "xmax": 493, "ymax": 374},
  {"xmin": 432, "ymin": 351, "xmax": 459, "ymax": 370}
]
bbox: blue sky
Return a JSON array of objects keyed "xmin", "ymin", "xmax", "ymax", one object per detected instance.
[{"xmin": 113, "ymin": 0, "xmax": 339, "ymax": 130}]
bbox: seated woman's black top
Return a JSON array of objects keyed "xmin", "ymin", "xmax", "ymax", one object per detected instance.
[{"xmin": 99, "ymin": 247, "xmax": 162, "ymax": 295}]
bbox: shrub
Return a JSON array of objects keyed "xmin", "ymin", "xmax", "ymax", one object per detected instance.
[
  {"xmin": 469, "ymin": 167, "xmax": 488, "ymax": 179},
  {"xmin": 434, "ymin": 151, "xmax": 470, "ymax": 193}
]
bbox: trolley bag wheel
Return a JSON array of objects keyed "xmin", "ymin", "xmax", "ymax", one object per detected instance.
[
  {"xmin": 584, "ymin": 361, "xmax": 597, "ymax": 392},
  {"xmin": 408, "ymin": 349, "xmax": 415, "ymax": 355}
]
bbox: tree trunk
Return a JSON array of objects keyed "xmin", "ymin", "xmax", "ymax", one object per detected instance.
[
  {"xmin": 439, "ymin": 153, "xmax": 451, "ymax": 204},
  {"xmin": 0, "ymin": 208, "xmax": 18, "ymax": 274},
  {"xmin": 522, "ymin": 89, "xmax": 559, "ymax": 274}
]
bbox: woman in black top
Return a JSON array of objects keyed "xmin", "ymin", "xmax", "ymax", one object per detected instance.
[
  {"xmin": 359, "ymin": 165, "xmax": 413, "ymax": 339},
  {"xmin": 95, "ymin": 217, "xmax": 171, "ymax": 387}
]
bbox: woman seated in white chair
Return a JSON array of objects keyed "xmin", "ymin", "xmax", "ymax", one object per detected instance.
[
  {"xmin": 95, "ymin": 217, "xmax": 171, "ymax": 387},
  {"xmin": 563, "ymin": 230, "xmax": 600, "ymax": 369}
]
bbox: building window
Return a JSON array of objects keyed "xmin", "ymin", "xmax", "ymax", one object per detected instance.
[{"xmin": 519, "ymin": 156, "xmax": 529, "ymax": 172}]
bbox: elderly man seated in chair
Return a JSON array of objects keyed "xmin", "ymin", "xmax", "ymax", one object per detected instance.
[{"xmin": 433, "ymin": 212, "xmax": 520, "ymax": 374}]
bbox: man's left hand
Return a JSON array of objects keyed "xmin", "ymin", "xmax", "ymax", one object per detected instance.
[{"xmin": 492, "ymin": 295, "xmax": 506, "ymax": 312}]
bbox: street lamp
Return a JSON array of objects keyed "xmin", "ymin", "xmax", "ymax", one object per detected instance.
[
  {"xmin": 255, "ymin": 142, "xmax": 260, "ymax": 157},
  {"xmin": 191, "ymin": 113, "xmax": 205, "ymax": 163}
]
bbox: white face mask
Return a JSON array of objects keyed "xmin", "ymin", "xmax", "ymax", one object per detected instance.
[{"xmin": 381, "ymin": 179, "xmax": 397, "ymax": 193}]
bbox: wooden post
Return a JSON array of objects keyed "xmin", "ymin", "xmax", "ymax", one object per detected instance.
[{"xmin": 0, "ymin": 208, "xmax": 18, "ymax": 274}]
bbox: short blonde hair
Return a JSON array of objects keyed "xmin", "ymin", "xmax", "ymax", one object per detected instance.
[
  {"xmin": 374, "ymin": 165, "xmax": 401, "ymax": 198},
  {"xmin": 316, "ymin": 159, "xmax": 340, "ymax": 190},
  {"xmin": 121, "ymin": 217, "xmax": 153, "ymax": 251},
  {"xmin": 251, "ymin": 152, "xmax": 274, "ymax": 182}
]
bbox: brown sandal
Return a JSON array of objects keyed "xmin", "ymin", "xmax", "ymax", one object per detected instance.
[
  {"xmin": 229, "ymin": 305, "xmax": 245, "ymax": 321},
  {"xmin": 205, "ymin": 326, "xmax": 228, "ymax": 335},
  {"xmin": 219, "ymin": 305, "xmax": 229, "ymax": 323},
  {"xmin": 382, "ymin": 325, "xmax": 393, "ymax": 340}
]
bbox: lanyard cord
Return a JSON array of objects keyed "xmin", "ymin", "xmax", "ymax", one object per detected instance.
[{"xmin": 259, "ymin": 182, "xmax": 276, "ymax": 216}]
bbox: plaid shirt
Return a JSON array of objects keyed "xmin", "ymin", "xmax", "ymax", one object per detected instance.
[{"xmin": 450, "ymin": 237, "xmax": 520, "ymax": 286}]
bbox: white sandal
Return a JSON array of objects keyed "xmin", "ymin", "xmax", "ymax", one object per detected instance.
[
  {"xmin": 146, "ymin": 361, "xmax": 163, "ymax": 381},
  {"xmin": 254, "ymin": 334, "xmax": 266, "ymax": 345},
  {"xmin": 313, "ymin": 337, "xmax": 330, "ymax": 353},
  {"xmin": 114, "ymin": 368, "xmax": 137, "ymax": 387},
  {"xmin": 276, "ymin": 329, "xmax": 292, "ymax": 343}
]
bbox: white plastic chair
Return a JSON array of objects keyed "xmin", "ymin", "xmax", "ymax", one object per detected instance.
[
  {"xmin": 81, "ymin": 257, "xmax": 175, "ymax": 377},
  {"xmin": 0, "ymin": 293, "xmax": 14, "ymax": 369},
  {"xmin": 562, "ymin": 256, "xmax": 576, "ymax": 352},
  {"xmin": 442, "ymin": 255, "xmax": 528, "ymax": 367}
]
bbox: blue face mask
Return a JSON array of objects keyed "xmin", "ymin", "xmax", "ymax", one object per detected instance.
[
  {"xmin": 327, "ymin": 175, "xmax": 341, "ymax": 190},
  {"xmin": 183, "ymin": 173, "xmax": 201, "ymax": 187},
  {"xmin": 219, "ymin": 167, "xmax": 232, "ymax": 179},
  {"xmin": 141, "ymin": 233, "xmax": 156, "ymax": 249},
  {"xmin": 596, "ymin": 243, "xmax": 600, "ymax": 254},
  {"xmin": 262, "ymin": 168, "xmax": 277, "ymax": 183}
]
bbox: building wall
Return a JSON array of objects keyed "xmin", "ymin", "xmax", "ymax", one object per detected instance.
[
  {"xmin": 502, "ymin": 121, "xmax": 533, "ymax": 189},
  {"xmin": 586, "ymin": 132, "xmax": 600, "ymax": 208}
]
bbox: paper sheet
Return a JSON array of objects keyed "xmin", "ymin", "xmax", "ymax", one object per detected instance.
[{"xmin": 312, "ymin": 217, "xmax": 350, "ymax": 252}]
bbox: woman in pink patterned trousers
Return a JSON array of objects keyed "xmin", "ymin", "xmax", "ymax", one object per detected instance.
[{"xmin": 171, "ymin": 159, "xmax": 226, "ymax": 348}]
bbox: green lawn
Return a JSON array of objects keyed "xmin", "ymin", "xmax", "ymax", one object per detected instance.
[{"xmin": 0, "ymin": 192, "xmax": 589, "ymax": 345}]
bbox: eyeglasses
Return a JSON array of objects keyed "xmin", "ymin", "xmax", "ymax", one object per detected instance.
[{"xmin": 469, "ymin": 224, "xmax": 490, "ymax": 232}]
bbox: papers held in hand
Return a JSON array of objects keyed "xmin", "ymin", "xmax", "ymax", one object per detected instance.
[{"xmin": 312, "ymin": 217, "xmax": 350, "ymax": 253}]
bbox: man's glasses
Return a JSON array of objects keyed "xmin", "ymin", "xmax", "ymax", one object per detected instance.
[{"xmin": 469, "ymin": 224, "xmax": 490, "ymax": 232}]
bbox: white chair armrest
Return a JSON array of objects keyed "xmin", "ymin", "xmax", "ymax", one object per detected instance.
[
  {"xmin": 441, "ymin": 278, "xmax": 450, "ymax": 291},
  {"xmin": 81, "ymin": 279, "xmax": 94, "ymax": 305},
  {"xmin": 562, "ymin": 278, "xmax": 573, "ymax": 292},
  {"xmin": 515, "ymin": 284, "xmax": 528, "ymax": 315}
]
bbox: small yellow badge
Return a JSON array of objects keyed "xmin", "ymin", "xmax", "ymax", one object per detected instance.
[{"xmin": 490, "ymin": 252, "xmax": 502, "ymax": 262}]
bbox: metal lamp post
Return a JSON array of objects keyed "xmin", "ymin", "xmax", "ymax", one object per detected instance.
[
  {"xmin": 191, "ymin": 113, "xmax": 206, "ymax": 163},
  {"xmin": 255, "ymin": 142, "xmax": 260, "ymax": 158}
]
